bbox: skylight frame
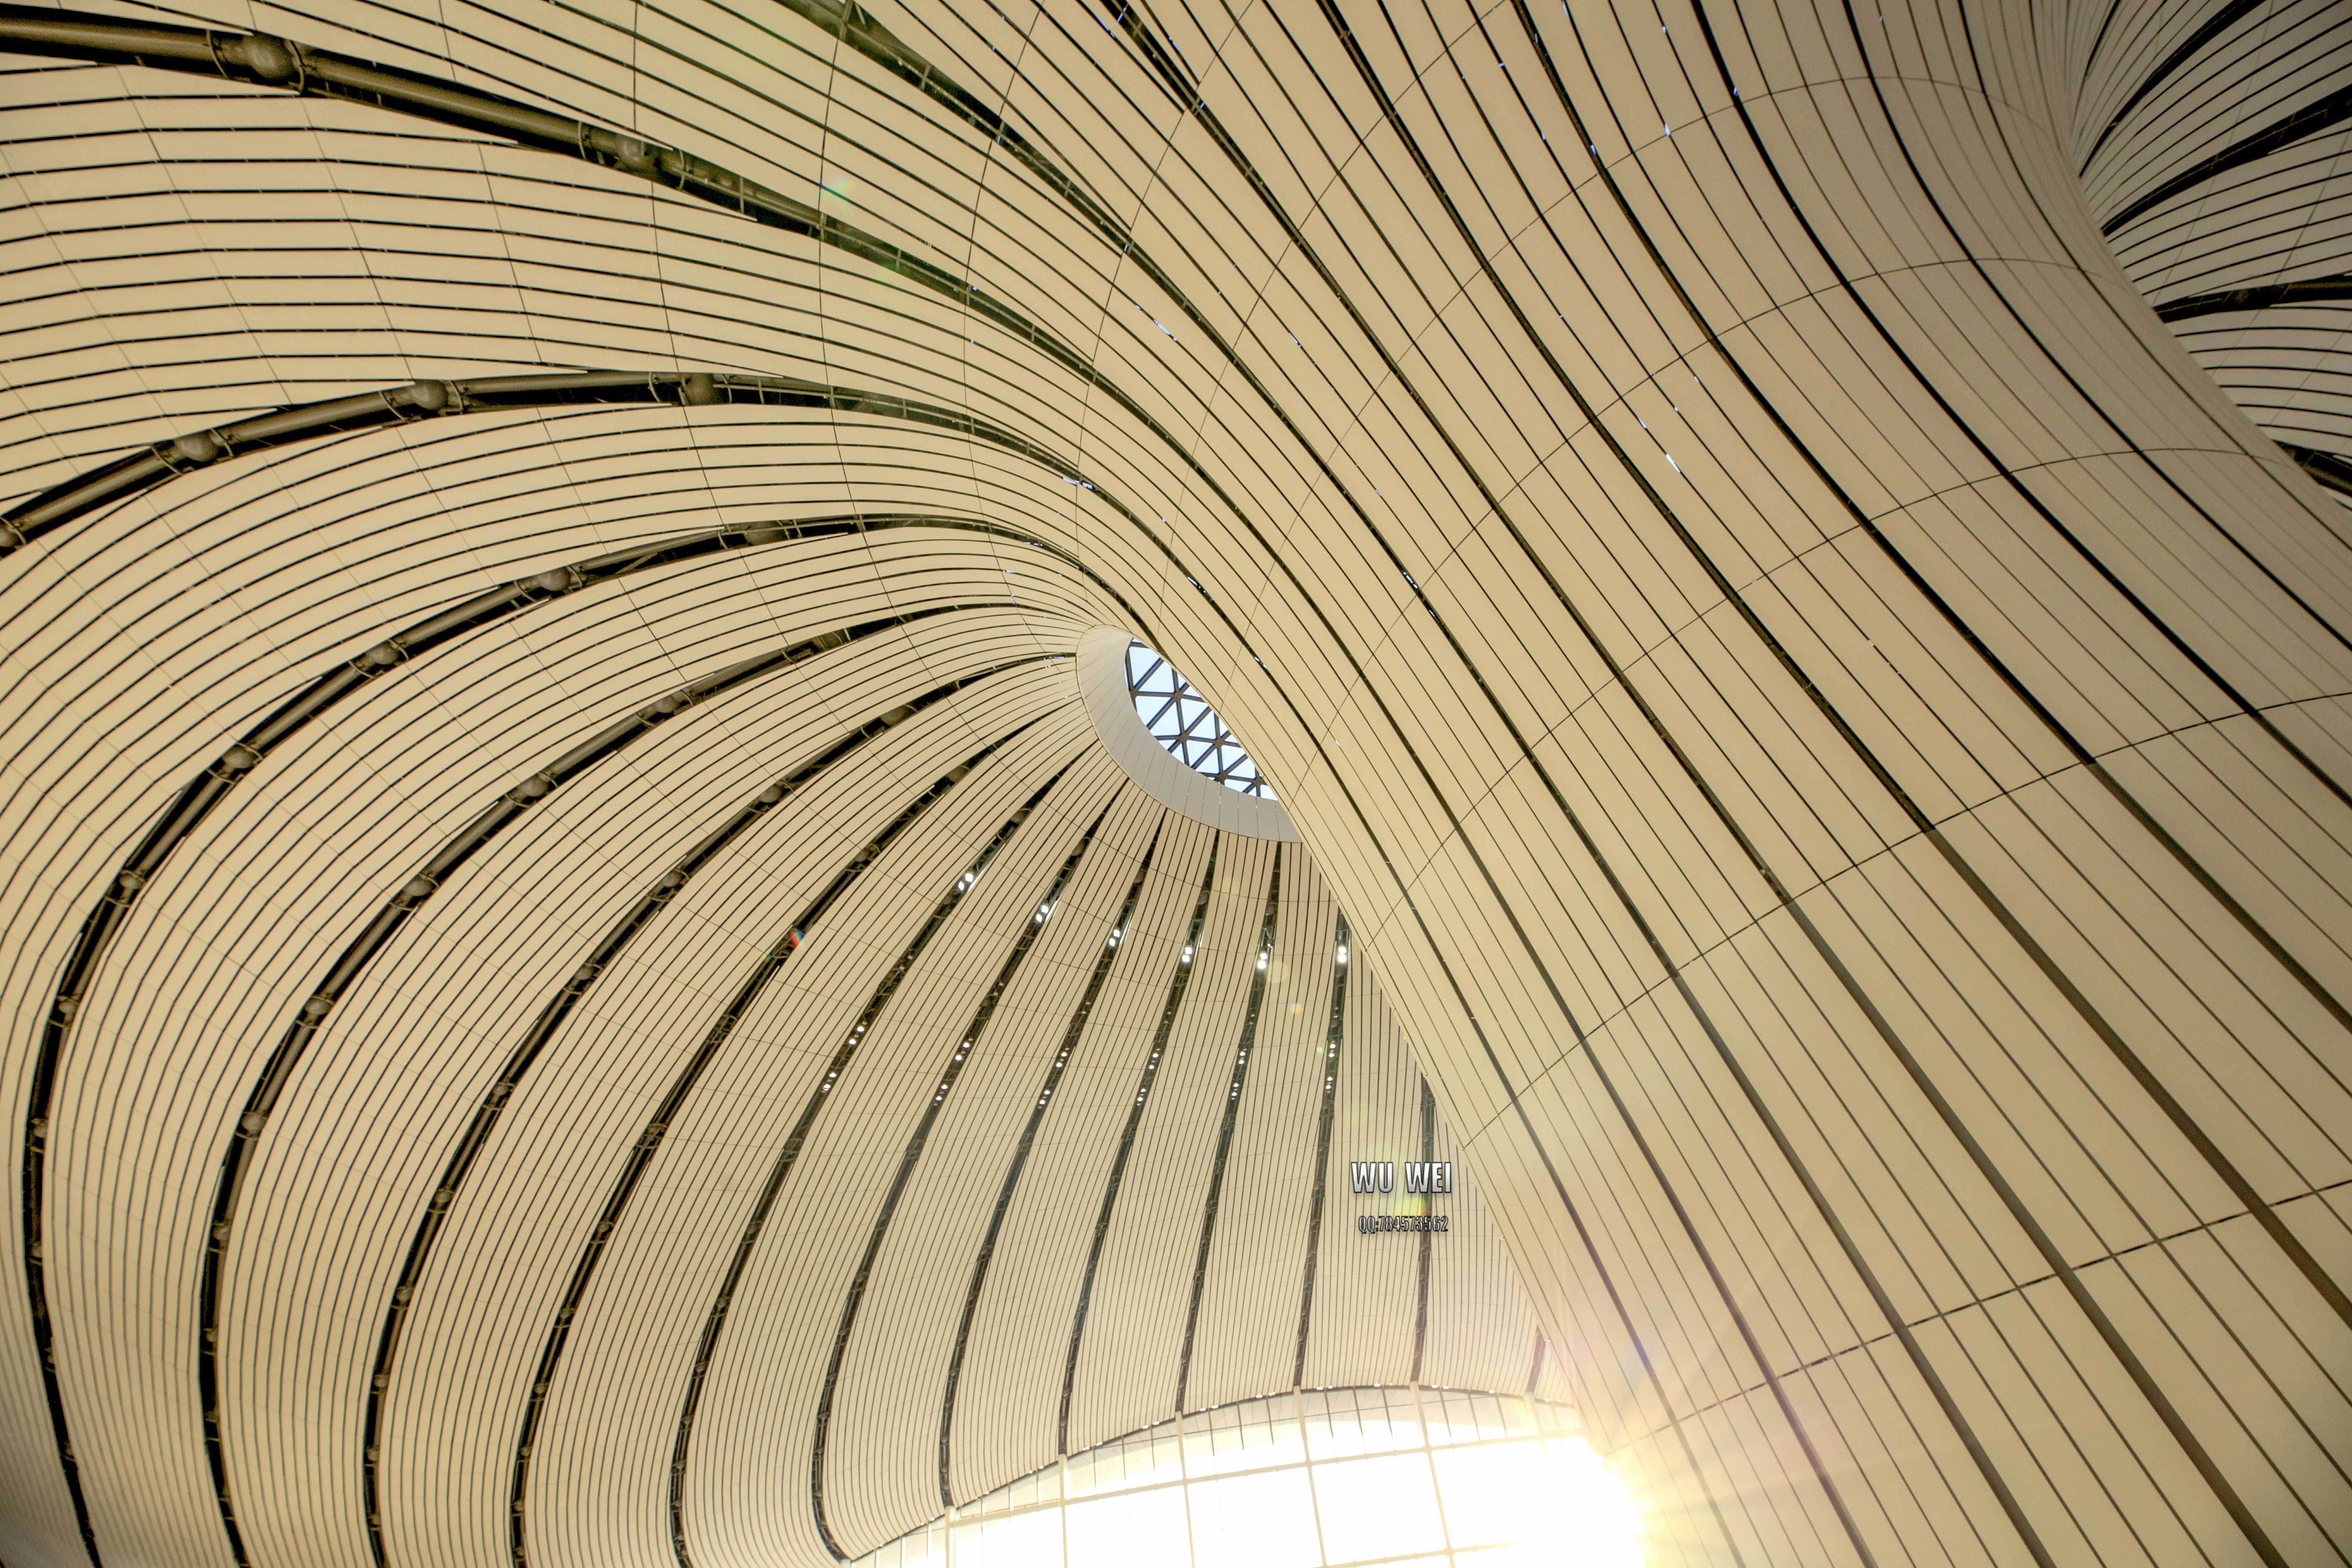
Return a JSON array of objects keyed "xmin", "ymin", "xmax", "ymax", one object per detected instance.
[{"xmin": 1125, "ymin": 641, "xmax": 1274, "ymax": 799}]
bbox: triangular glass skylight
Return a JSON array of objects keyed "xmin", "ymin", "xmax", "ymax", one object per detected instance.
[{"xmin": 1125, "ymin": 641, "xmax": 1274, "ymax": 799}]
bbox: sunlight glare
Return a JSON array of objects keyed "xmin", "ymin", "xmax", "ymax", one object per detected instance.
[{"xmin": 851, "ymin": 1390, "xmax": 1642, "ymax": 1568}]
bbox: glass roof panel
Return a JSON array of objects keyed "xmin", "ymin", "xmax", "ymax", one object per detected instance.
[
  {"xmin": 1126, "ymin": 641, "xmax": 1274, "ymax": 799},
  {"xmin": 844, "ymin": 1385, "xmax": 1636, "ymax": 1568}
]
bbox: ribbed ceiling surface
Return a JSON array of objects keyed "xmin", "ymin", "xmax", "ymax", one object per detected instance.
[
  {"xmin": 2085, "ymin": 0, "xmax": 2352, "ymax": 508},
  {"xmin": 0, "ymin": 513, "xmax": 1556, "ymax": 1568},
  {"xmin": 7, "ymin": 0, "xmax": 2352, "ymax": 1565}
]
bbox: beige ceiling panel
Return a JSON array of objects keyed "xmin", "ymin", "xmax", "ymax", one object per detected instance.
[
  {"xmin": 566, "ymin": 726, "xmax": 1093, "ymax": 1566},
  {"xmin": 1501, "ymin": 1043, "xmax": 1757, "ymax": 1430},
  {"xmin": 1951, "ymin": 781, "xmax": 2352, "ymax": 1188},
  {"xmin": 1879, "ymin": 476, "xmax": 2225, "ymax": 748},
  {"xmin": 1841, "ymin": 840, "xmax": 2228, "ymax": 1245},
  {"xmin": 817, "ymin": 780, "xmax": 1155, "ymax": 1530},
  {"xmin": 1183, "ymin": 867, "xmax": 1341, "ymax": 1411},
  {"xmin": 2114, "ymin": 719, "xmax": 2352, "ymax": 986},
  {"xmin": 1296, "ymin": 943, "xmax": 1425, "ymax": 1390},
  {"xmin": 1060, "ymin": 834, "xmax": 1274, "ymax": 1452},
  {"xmin": 10, "ymin": 2, "xmax": 2352, "ymax": 1564},
  {"xmin": 938, "ymin": 813, "xmax": 1216, "ymax": 1493}
]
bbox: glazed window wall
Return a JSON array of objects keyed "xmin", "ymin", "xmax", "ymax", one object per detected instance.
[{"xmin": 849, "ymin": 1386, "xmax": 1640, "ymax": 1568}]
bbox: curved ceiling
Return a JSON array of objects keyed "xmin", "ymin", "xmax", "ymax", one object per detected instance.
[
  {"xmin": 6, "ymin": 0, "xmax": 2352, "ymax": 1567},
  {"xmin": 2081, "ymin": 0, "xmax": 2352, "ymax": 505},
  {"xmin": 0, "ymin": 500, "xmax": 1557, "ymax": 1568}
]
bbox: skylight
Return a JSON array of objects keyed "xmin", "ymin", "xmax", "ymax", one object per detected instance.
[
  {"xmin": 1126, "ymin": 642, "xmax": 1274, "ymax": 799},
  {"xmin": 845, "ymin": 1385, "xmax": 1638, "ymax": 1568}
]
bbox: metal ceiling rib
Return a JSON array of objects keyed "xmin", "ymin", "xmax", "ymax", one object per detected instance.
[
  {"xmin": 6, "ymin": 0, "xmax": 2352, "ymax": 1565},
  {"xmin": 1190, "ymin": 881, "xmax": 1341, "ymax": 1410}
]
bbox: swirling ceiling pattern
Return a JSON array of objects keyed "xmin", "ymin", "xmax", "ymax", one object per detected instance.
[
  {"xmin": 2082, "ymin": 0, "xmax": 2352, "ymax": 505},
  {"xmin": 3, "ymin": 0, "xmax": 2351, "ymax": 1566}
]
